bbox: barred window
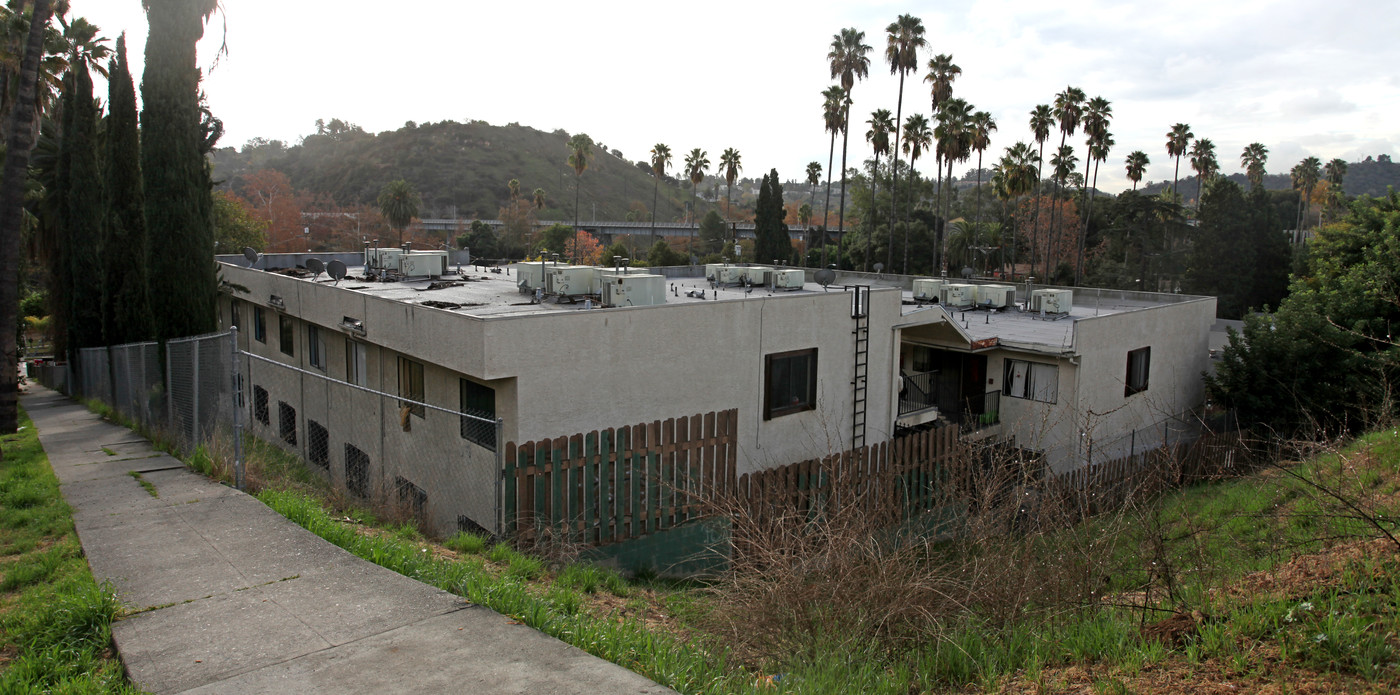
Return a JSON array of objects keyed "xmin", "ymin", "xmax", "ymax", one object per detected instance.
[
  {"xmin": 345, "ymin": 445, "xmax": 369, "ymax": 497},
  {"xmin": 395, "ymin": 476, "xmax": 427, "ymax": 519},
  {"xmin": 459, "ymin": 379, "xmax": 496, "ymax": 449},
  {"xmin": 278, "ymin": 401, "xmax": 297, "ymax": 445},
  {"xmin": 308, "ymin": 420, "xmax": 329, "ymax": 467},
  {"xmin": 253, "ymin": 385, "xmax": 269, "ymax": 425}
]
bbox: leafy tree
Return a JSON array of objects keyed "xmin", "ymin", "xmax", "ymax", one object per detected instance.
[
  {"xmin": 828, "ymin": 27, "xmax": 870, "ymax": 259},
  {"xmin": 102, "ymin": 34, "xmax": 152, "ymax": 345},
  {"xmin": 1186, "ymin": 178, "xmax": 1256, "ymax": 317},
  {"xmin": 537, "ymin": 223, "xmax": 572, "ymax": 257},
  {"xmin": 238, "ymin": 168, "xmax": 304, "ymax": 251},
  {"xmin": 212, "ymin": 191, "xmax": 269, "ymax": 254},
  {"xmin": 566, "ymin": 133, "xmax": 593, "ymax": 258},
  {"xmin": 566, "ymin": 229, "xmax": 604, "ymax": 266},
  {"xmin": 648, "ymin": 143, "xmax": 670, "ymax": 245},
  {"xmin": 753, "ymin": 169, "xmax": 790, "ymax": 265},
  {"xmin": 377, "ymin": 179, "xmax": 421, "ymax": 247},
  {"xmin": 646, "ymin": 239, "xmax": 686, "ymax": 267},
  {"xmin": 142, "ymin": 0, "xmax": 222, "ymax": 344},
  {"xmin": 698, "ymin": 209, "xmax": 727, "ymax": 255}
]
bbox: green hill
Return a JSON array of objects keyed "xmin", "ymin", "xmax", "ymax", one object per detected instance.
[
  {"xmin": 1138, "ymin": 155, "xmax": 1400, "ymax": 199},
  {"xmin": 210, "ymin": 119, "xmax": 702, "ymax": 223}
]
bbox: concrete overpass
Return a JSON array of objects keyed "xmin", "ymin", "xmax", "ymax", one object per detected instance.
[{"xmin": 416, "ymin": 218, "xmax": 817, "ymax": 244}]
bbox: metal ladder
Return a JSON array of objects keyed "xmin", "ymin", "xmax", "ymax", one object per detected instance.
[{"xmin": 848, "ymin": 285, "xmax": 870, "ymax": 451}]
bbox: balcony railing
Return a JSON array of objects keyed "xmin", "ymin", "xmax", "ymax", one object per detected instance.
[
  {"xmin": 898, "ymin": 371, "xmax": 939, "ymax": 416},
  {"xmin": 898, "ymin": 371, "xmax": 999, "ymax": 432}
]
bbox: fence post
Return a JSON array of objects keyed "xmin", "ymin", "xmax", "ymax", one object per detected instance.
[
  {"xmin": 165, "ymin": 344, "xmax": 173, "ymax": 431},
  {"xmin": 494, "ymin": 417, "xmax": 505, "ymax": 537},
  {"xmin": 229, "ymin": 327, "xmax": 245, "ymax": 491},
  {"xmin": 191, "ymin": 338, "xmax": 201, "ymax": 445}
]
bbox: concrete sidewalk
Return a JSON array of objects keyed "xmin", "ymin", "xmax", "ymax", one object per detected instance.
[{"xmin": 21, "ymin": 385, "xmax": 675, "ymax": 695}]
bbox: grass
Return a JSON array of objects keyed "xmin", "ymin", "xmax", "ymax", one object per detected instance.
[
  {"xmin": 127, "ymin": 471, "xmax": 158, "ymax": 498},
  {"xmin": 0, "ymin": 404, "xmax": 136, "ymax": 694}
]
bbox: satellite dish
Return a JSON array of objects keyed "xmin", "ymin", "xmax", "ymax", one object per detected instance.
[
  {"xmin": 814, "ymin": 268, "xmax": 837, "ymax": 289},
  {"xmin": 873, "ymin": 262, "xmax": 884, "ymax": 274},
  {"xmin": 326, "ymin": 260, "xmax": 348, "ymax": 285},
  {"xmin": 961, "ymin": 266, "xmax": 975, "ymax": 279},
  {"xmin": 242, "ymin": 247, "xmax": 259, "ymax": 268},
  {"xmin": 305, "ymin": 258, "xmax": 325, "ymax": 279}
]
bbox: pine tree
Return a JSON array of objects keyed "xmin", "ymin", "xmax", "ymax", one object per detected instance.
[
  {"xmin": 63, "ymin": 63, "xmax": 105, "ymax": 352},
  {"xmin": 142, "ymin": 0, "xmax": 219, "ymax": 343},
  {"xmin": 103, "ymin": 34, "xmax": 153, "ymax": 345}
]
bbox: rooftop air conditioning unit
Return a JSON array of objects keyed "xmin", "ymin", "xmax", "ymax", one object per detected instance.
[
  {"xmin": 510, "ymin": 261, "xmax": 551, "ymax": 290},
  {"xmin": 941, "ymin": 283, "xmax": 975, "ymax": 308},
  {"xmin": 400, "ymin": 251, "xmax": 448, "ymax": 277},
  {"xmin": 548, "ymin": 266, "xmax": 598, "ymax": 296},
  {"xmin": 1030, "ymin": 288, "xmax": 1073, "ymax": 314},
  {"xmin": 600, "ymin": 273, "xmax": 666, "ymax": 307},
  {"xmin": 365, "ymin": 247, "xmax": 403, "ymax": 272},
  {"xmin": 976, "ymin": 284, "xmax": 1016, "ymax": 308},
  {"xmin": 912, "ymin": 278, "xmax": 944, "ymax": 301},
  {"xmin": 742, "ymin": 266, "xmax": 772, "ymax": 286},
  {"xmin": 771, "ymin": 268, "xmax": 805, "ymax": 290},
  {"xmin": 716, "ymin": 266, "xmax": 748, "ymax": 286},
  {"xmin": 704, "ymin": 263, "xmax": 727, "ymax": 282}
]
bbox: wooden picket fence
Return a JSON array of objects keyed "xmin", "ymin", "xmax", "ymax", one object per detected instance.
[
  {"xmin": 504, "ymin": 409, "xmax": 738, "ymax": 547},
  {"xmin": 734, "ymin": 424, "xmax": 963, "ymax": 527}
]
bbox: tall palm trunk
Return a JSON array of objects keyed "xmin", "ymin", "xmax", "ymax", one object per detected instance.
[
  {"xmin": 0, "ymin": 0, "xmax": 53, "ymax": 434},
  {"xmin": 1077, "ymin": 157, "xmax": 1102, "ymax": 285},
  {"xmin": 1031, "ymin": 142, "xmax": 1046, "ymax": 280},
  {"xmin": 904, "ymin": 159, "xmax": 918, "ymax": 275},
  {"xmin": 821, "ymin": 130, "xmax": 836, "ymax": 268},
  {"xmin": 888, "ymin": 72, "xmax": 906, "ymax": 272},
  {"xmin": 650, "ymin": 175, "xmax": 659, "ymax": 246},
  {"xmin": 1171, "ymin": 154, "xmax": 1182, "ymax": 199},
  {"xmin": 974, "ymin": 151, "xmax": 984, "ymax": 225},
  {"xmin": 866, "ymin": 153, "xmax": 879, "ymax": 272},
  {"xmin": 928, "ymin": 152, "xmax": 942, "ymax": 274},
  {"xmin": 837, "ymin": 103, "xmax": 851, "ymax": 270}
]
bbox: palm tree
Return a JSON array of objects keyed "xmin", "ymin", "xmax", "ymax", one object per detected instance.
[
  {"xmin": 924, "ymin": 53, "xmax": 960, "ymax": 238},
  {"xmin": 885, "ymin": 13, "xmax": 925, "ymax": 272},
  {"xmin": 533, "ymin": 187, "xmax": 546, "ymax": 210},
  {"xmin": 566, "ymin": 133, "xmax": 593, "ymax": 259},
  {"xmin": 805, "ymin": 161, "xmax": 822, "ymax": 216},
  {"xmin": 970, "ymin": 110, "xmax": 997, "ymax": 224},
  {"xmin": 649, "ymin": 142, "xmax": 671, "ymax": 245},
  {"xmin": 1323, "ymin": 157, "xmax": 1348, "ymax": 221},
  {"xmin": 819, "ymin": 85, "xmax": 846, "ymax": 267},
  {"xmin": 1189, "ymin": 138, "xmax": 1217, "ymax": 206},
  {"xmin": 1166, "ymin": 123, "xmax": 1193, "ymax": 200},
  {"xmin": 1292, "ymin": 156, "xmax": 1321, "ymax": 237},
  {"xmin": 1241, "ymin": 142, "xmax": 1269, "ymax": 191},
  {"xmin": 1028, "ymin": 104, "xmax": 1053, "ymax": 279},
  {"xmin": 1047, "ymin": 145, "xmax": 1077, "ymax": 278},
  {"xmin": 507, "ymin": 178, "xmax": 520, "ymax": 200},
  {"xmin": 1125, "ymin": 150, "xmax": 1149, "ymax": 190},
  {"xmin": 1078, "ymin": 130, "xmax": 1113, "ymax": 283},
  {"xmin": 1078, "ymin": 96, "xmax": 1111, "ymax": 218},
  {"xmin": 829, "ymin": 27, "xmax": 872, "ymax": 262},
  {"xmin": 996, "ymin": 142, "xmax": 1038, "ymax": 278},
  {"xmin": 719, "ymin": 147, "xmax": 742, "ymax": 236},
  {"xmin": 1050, "ymin": 86, "xmax": 1085, "ymax": 279},
  {"xmin": 864, "ymin": 108, "xmax": 893, "ymax": 271},
  {"xmin": 684, "ymin": 147, "xmax": 710, "ymax": 259},
  {"xmin": 377, "ymin": 179, "xmax": 421, "ymax": 248},
  {"xmin": 934, "ymin": 98, "xmax": 973, "ymax": 273},
  {"xmin": 900, "ymin": 113, "xmax": 931, "ymax": 274}
]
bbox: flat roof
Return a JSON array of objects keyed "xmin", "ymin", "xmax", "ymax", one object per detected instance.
[{"xmin": 240, "ymin": 263, "xmax": 840, "ymax": 319}]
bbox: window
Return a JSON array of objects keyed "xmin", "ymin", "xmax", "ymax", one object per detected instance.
[
  {"xmin": 279, "ymin": 315, "xmax": 295, "ymax": 357},
  {"xmin": 278, "ymin": 402, "xmax": 297, "ymax": 445},
  {"xmin": 308, "ymin": 420, "xmax": 329, "ymax": 467},
  {"xmin": 345, "ymin": 339, "xmax": 367, "ymax": 386},
  {"xmin": 344, "ymin": 445, "xmax": 369, "ymax": 497},
  {"xmin": 398, "ymin": 357, "xmax": 424, "ymax": 419},
  {"xmin": 253, "ymin": 385, "xmax": 269, "ymax": 425},
  {"xmin": 253, "ymin": 308, "xmax": 266, "ymax": 343},
  {"xmin": 764, "ymin": 348, "xmax": 817, "ymax": 420},
  {"xmin": 230, "ymin": 300, "xmax": 241, "ymax": 331},
  {"xmin": 1125, "ymin": 347, "xmax": 1151, "ymax": 397},
  {"xmin": 395, "ymin": 476, "xmax": 427, "ymax": 519},
  {"xmin": 459, "ymin": 379, "xmax": 497, "ymax": 449},
  {"xmin": 1003, "ymin": 359, "xmax": 1058, "ymax": 404},
  {"xmin": 308, "ymin": 325, "xmax": 325, "ymax": 370}
]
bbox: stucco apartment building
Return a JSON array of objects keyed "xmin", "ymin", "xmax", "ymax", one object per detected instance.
[{"xmin": 217, "ymin": 255, "xmax": 1215, "ymax": 535}]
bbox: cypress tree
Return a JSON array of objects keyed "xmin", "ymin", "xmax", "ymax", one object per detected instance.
[
  {"xmin": 103, "ymin": 35, "xmax": 153, "ymax": 345},
  {"xmin": 142, "ymin": 0, "xmax": 218, "ymax": 343},
  {"xmin": 64, "ymin": 63, "xmax": 105, "ymax": 353},
  {"xmin": 754, "ymin": 169, "xmax": 790, "ymax": 265}
]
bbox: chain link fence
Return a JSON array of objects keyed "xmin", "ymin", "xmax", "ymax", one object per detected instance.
[
  {"xmin": 35, "ymin": 329, "xmax": 505, "ymax": 538},
  {"xmin": 1084, "ymin": 410, "xmax": 1205, "ymax": 469}
]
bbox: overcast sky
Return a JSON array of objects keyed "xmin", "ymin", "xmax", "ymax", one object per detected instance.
[{"xmin": 84, "ymin": 0, "xmax": 1399, "ymax": 194}]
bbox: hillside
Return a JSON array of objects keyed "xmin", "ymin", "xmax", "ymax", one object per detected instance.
[
  {"xmin": 1137, "ymin": 155, "xmax": 1400, "ymax": 199},
  {"xmin": 210, "ymin": 120, "xmax": 701, "ymax": 223}
]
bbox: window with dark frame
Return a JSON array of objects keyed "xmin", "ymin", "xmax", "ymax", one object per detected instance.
[
  {"xmin": 308, "ymin": 420, "xmax": 329, "ymax": 467},
  {"xmin": 230, "ymin": 300, "xmax": 241, "ymax": 331},
  {"xmin": 1002, "ymin": 359, "xmax": 1058, "ymax": 404},
  {"xmin": 764, "ymin": 348, "xmax": 817, "ymax": 420},
  {"xmin": 459, "ymin": 378, "xmax": 497, "ymax": 449},
  {"xmin": 345, "ymin": 338, "xmax": 367, "ymax": 386},
  {"xmin": 253, "ymin": 308, "xmax": 266, "ymax": 343},
  {"xmin": 1125, "ymin": 347, "xmax": 1151, "ymax": 397},
  {"xmin": 253, "ymin": 385, "xmax": 269, "ymax": 424},
  {"xmin": 278, "ymin": 401, "xmax": 297, "ymax": 445},
  {"xmin": 398, "ymin": 357, "xmax": 424, "ymax": 419},
  {"xmin": 344, "ymin": 444, "xmax": 369, "ymax": 497},
  {"xmin": 308, "ymin": 325, "xmax": 324, "ymax": 370},
  {"xmin": 279, "ymin": 315, "xmax": 294, "ymax": 357}
]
